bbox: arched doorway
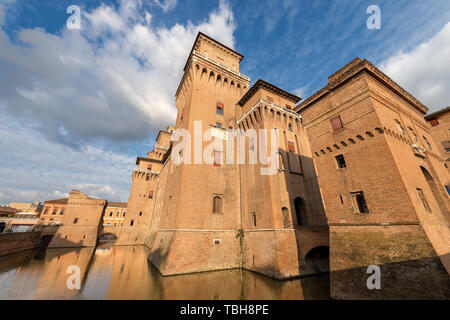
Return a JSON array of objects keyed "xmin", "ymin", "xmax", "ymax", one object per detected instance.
[
  {"xmin": 0, "ymin": 222, "xmax": 6, "ymax": 233},
  {"xmin": 305, "ymin": 246, "xmax": 330, "ymax": 273},
  {"xmin": 294, "ymin": 197, "xmax": 305, "ymax": 226},
  {"xmin": 420, "ymin": 166, "xmax": 448, "ymax": 214}
]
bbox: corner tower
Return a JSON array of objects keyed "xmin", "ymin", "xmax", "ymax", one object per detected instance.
[{"xmin": 147, "ymin": 33, "xmax": 250, "ymax": 275}]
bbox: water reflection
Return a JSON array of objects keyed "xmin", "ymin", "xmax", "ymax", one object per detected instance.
[{"xmin": 0, "ymin": 246, "xmax": 330, "ymax": 300}]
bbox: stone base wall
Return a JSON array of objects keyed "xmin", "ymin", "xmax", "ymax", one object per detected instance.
[
  {"xmin": 148, "ymin": 230, "xmax": 241, "ymax": 276},
  {"xmin": 0, "ymin": 232, "xmax": 41, "ymax": 257},
  {"xmin": 330, "ymin": 225, "xmax": 450, "ymax": 299},
  {"xmin": 48, "ymin": 226, "xmax": 99, "ymax": 248},
  {"xmin": 102, "ymin": 226, "xmax": 149, "ymax": 246},
  {"xmin": 242, "ymin": 227, "xmax": 329, "ymax": 279}
]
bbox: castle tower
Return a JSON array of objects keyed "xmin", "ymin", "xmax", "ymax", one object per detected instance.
[
  {"xmin": 48, "ymin": 190, "xmax": 106, "ymax": 248},
  {"xmin": 113, "ymin": 127, "xmax": 174, "ymax": 245},
  {"xmin": 297, "ymin": 58, "xmax": 450, "ymax": 299},
  {"xmin": 147, "ymin": 33, "xmax": 251, "ymax": 275},
  {"xmin": 235, "ymin": 80, "xmax": 328, "ymax": 278}
]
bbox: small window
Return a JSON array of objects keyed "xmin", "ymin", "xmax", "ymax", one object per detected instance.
[
  {"xmin": 214, "ymin": 150, "xmax": 222, "ymax": 167},
  {"xmin": 335, "ymin": 154, "xmax": 346, "ymax": 169},
  {"xmin": 252, "ymin": 212, "xmax": 257, "ymax": 227},
  {"xmin": 267, "ymin": 96, "xmax": 273, "ymax": 102},
  {"xmin": 442, "ymin": 141, "xmax": 450, "ymax": 152},
  {"xmin": 429, "ymin": 118, "xmax": 439, "ymax": 127},
  {"xmin": 330, "ymin": 115, "xmax": 343, "ymax": 131},
  {"xmin": 147, "ymin": 164, "xmax": 152, "ymax": 170},
  {"xmin": 130, "ymin": 220, "xmax": 134, "ymax": 226},
  {"xmin": 146, "ymin": 174, "xmax": 149, "ymax": 181},
  {"xmin": 60, "ymin": 209, "xmax": 64, "ymax": 215},
  {"xmin": 213, "ymin": 196, "xmax": 222, "ymax": 214},
  {"xmin": 73, "ymin": 218, "xmax": 78, "ymax": 224},
  {"xmin": 216, "ymin": 102, "xmax": 224, "ymax": 115},
  {"xmin": 139, "ymin": 212, "xmax": 142, "ymax": 216},
  {"xmin": 285, "ymin": 104, "xmax": 292, "ymax": 110},
  {"xmin": 44, "ymin": 208, "xmax": 49, "ymax": 215},
  {"xmin": 288, "ymin": 141, "xmax": 295, "ymax": 152},
  {"xmin": 123, "ymin": 211, "xmax": 126, "ymax": 217},
  {"xmin": 52, "ymin": 209, "xmax": 57, "ymax": 215},
  {"xmin": 109, "ymin": 211, "xmax": 113, "ymax": 217},
  {"xmin": 351, "ymin": 192, "xmax": 369, "ymax": 213},
  {"xmin": 116, "ymin": 211, "xmax": 120, "ymax": 217},
  {"xmin": 417, "ymin": 188, "xmax": 431, "ymax": 213},
  {"xmin": 149, "ymin": 191, "xmax": 154, "ymax": 199}
]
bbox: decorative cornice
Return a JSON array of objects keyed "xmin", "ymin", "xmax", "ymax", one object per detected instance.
[
  {"xmin": 296, "ymin": 58, "xmax": 429, "ymax": 115},
  {"xmin": 237, "ymin": 98, "xmax": 301, "ymax": 125},
  {"xmin": 238, "ymin": 79, "xmax": 301, "ymax": 107}
]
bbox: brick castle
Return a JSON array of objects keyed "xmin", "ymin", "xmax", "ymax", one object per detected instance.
[{"xmin": 43, "ymin": 33, "xmax": 450, "ymax": 299}]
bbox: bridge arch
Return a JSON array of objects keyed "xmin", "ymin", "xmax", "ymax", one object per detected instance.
[{"xmin": 305, "ymin": 246, "xmax": 330, "ymax": 273}]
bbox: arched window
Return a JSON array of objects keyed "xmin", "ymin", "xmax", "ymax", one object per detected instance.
[
  {"xmin": 281, "ymin": 207, "xmax": 291, "ymax": 228},
  {"xmin": 213, "ymin": 196, "xmax": 222, "ymax": 214}
]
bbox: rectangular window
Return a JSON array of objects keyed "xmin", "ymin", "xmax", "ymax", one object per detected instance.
[
  {"xmin": 130, "ymin": 220, "xmax": 134, "ymax": 226},
  {"xmin": 149, "ymin": 191, "xmax": 154, "ymax": 199},
  {"xmin": 288, "ymin": 141, "xmax": 295, "ymax": 152},
  {"xmin": 145, "ymin": 174, "xmax": 149, "ymax": 181},
  {"xmin": 442, "ymin": 141, "xmax": 450, "ymax": 152},
  {"xmin": 351, "ymin": 191, "xmax": 369, "ymax": 213},
  {"xmin": 267, "ymin": 96, "xmax": 273, "ymax": 102},
  {"xmin": 417, "ymin": 188, "xmax": 432, "ymax": 213},
  {"xmin": 429, "ymin": 118, "xmax": 439, "ymax": 127},
  {"xmin": 330, "ymin": 115, "xmax": 343, "ymax": 131},
  {"xmin": 335, "ymin": 154, "xmax": 347, "ymax": 169},
  {"xmin": 214, "ymin": 150, "xmax": 222, "ymax": 167},
  {"xmin": 60, "ymin": 209, "xmax": 64, "ymax": 215},
  {"xmin": 216, "ymin": 102, "xmax": 224, "ymax": 115},
  {"xmin": 44, "ymin": 208, "xmax": 49, "ymax": 215},
  {"xmin": 52, "ymin": 209, "xmax": 57, "ymax": 215},
  {"xmin": 73, "ymin": 218, "xmax": 78, "ymax": 224},
  {"xmin": 147, "ymin": 164, "xmax": 152, "ymax": 170},
  {"xmin": 285, "ymin": 104, "xmax": 292, "ymax": 110}
]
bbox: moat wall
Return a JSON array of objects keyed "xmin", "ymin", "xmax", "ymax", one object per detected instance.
[
  {"xmin": 329, "ymin": 225, "xmax": 450, "ymax": 299},
  {"xmin": 0, "ymin": 232, "xmax": 41, "ymax": 257}
]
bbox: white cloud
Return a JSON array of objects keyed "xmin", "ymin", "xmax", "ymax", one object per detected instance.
[
  {"xmin": 154, "ymin": 0, "xmax": 178, "ymax": 12},
  {"xmin": 292, "ymin": 85, "xmax": 309, "ymax": 100},
  {"xmin": 0, "ymin": 0, "xmax": 237, "ymax": 203},
  {"xmin": 380, "ymin": 21, "xmax": 450, "ymax": 112},
  {"xmin": 0, "ymin": 114, "xmax": 134, "ymax": 203},
  {"xmin": 0, "ymin": 0, "xmax": 236, "ymax": 146}
]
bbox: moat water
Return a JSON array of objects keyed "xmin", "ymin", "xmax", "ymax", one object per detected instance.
[{"xmin": 0, "ymin": 245, "xmax": 330, "ymax": 299}]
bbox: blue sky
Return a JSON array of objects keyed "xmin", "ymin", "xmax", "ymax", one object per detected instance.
[{"xmin": 0, "ymin": 0, "xmax": 449, "ymax": 203}]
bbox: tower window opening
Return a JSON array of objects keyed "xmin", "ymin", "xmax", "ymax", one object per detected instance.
[
  {"xmin": 213, "ymin": 196, "xmax": 222, "ymax": 214},
  {"xmin": 216, "ymin": 102, "xmax": 224, "ymax": 115},
  {"xmin": 335, "ymin": 154, "xmax": 347, "ymax": 169},
  {"xmin": 351, "ymin": 191, "xmax": 369, "ymax": 213}
]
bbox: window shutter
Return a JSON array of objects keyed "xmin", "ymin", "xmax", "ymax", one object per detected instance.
[
  {"xmin": 430, "ymin": 119, "xmax": 439, "ymax": 127},
  {"xmin": 330, "ymin": 115, "xmax": 343, "ymax": 131},
  {"xmin": 214, "ymin": 150, "xmax": 222, "ymax": 166},
  {"xmin": 288, "ymin": 141, "xmax": 295, "ymax": 152},
  {"xmin": 267, "ymin": 96, "xmax": 273, "ymax": 102}
]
